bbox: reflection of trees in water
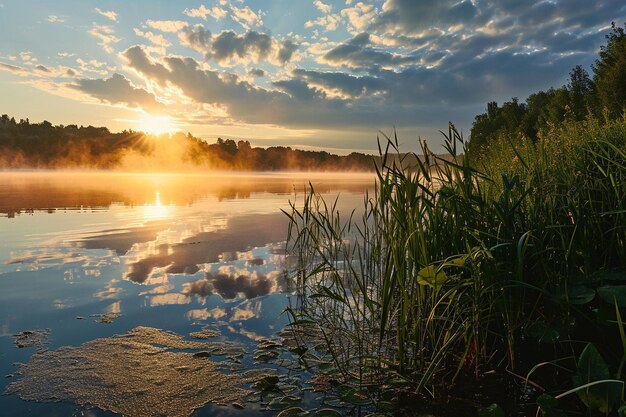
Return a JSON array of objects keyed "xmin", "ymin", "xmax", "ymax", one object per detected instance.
[{"xmin": 0, "ymin": 173, "xmax": 374, "ymax": 216}]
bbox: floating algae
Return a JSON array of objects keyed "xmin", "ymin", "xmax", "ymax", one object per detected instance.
[
  {"xmin": 90, "ymin": 313, "xmax": 121, "ymax": 323},
  {"xmin": 13, "ymin": 329, "xmax": 49, "ymax": 351},
  {"xmin": 6, "ymin": 326, "xmax": 275, "ymax": 417},
  {"xmin": 189, "ymin": 328, "xmax": 221, "ymax": 339}
]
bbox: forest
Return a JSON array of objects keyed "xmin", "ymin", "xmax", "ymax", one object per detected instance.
[{"xmin": 0, "ymin": 117, "xmax": 374, "ymax": 171}]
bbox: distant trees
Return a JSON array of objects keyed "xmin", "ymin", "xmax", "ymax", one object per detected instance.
[
  {"xmin": 469, "ymin": 21, "xmax": 626, "ymax": 159},
  {"xmin": 0, "ymin": 115, "xmax": 375, "ymax": 171}
]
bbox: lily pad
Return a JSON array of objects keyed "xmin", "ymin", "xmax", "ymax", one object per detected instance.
[
  {"xmin": 597, "ymin": 285, "xmax": 626, "ymax": 307},
  {"xmin": 572, "ymin": 343, "xmax": 623, "ymax": 413},
  {"xmin": 565, "ymin": 285, "xmax": 596, "ymax": 305}
]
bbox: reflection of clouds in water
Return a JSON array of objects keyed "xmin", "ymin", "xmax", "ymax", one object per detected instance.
[
  {"xmin": 229, "ymin": 324, "xmax": 264, "ymax": 341},
  {"xmin": 4, "ymin": 247, "xmax": 93, "ymax": 276},
  {"xmin": 107, "ymin": 301, "xmax": 121, "ymax": 314},
  {"xmin": 78, "ymin": 222, "xmax": 170, "ymax": 256},
  {"xmin": 183, "ymin": 267, "xmax": 286, "ymax": 301},
  {"xmin": 95, "ymin": 284, "xmax": 124, "ymax": 300},
  {"xmin": 231, "ymin": 305, "xmax": 257, "ymax": 321},
  {"xmin": 122, "ymin": 213, "xmax": 287, "ymax": 283},
  {"xmin": 143, "ymin": 275, "xmax": 170, "ymax": 286},
  {"xmin": 149, "ymin": 293, "xmax": 191, "ymax": 306},
  {"xmin": 1, "ymin": 322, "xmax": 10, "ymax": 337},
  {"xmin": 84, "ymin": 269, "xmax": 101, "ymax": 277},
  {"xmin": 7, "ymin": 249, "xmax": 88, "ymax": 267},
  {"xmin": 186, "ymin": 307, "xmax": 227, "ymax": 321},
  {"xmin": 138, "ymin": 284, "xmax": 173, "ymax": 295}
]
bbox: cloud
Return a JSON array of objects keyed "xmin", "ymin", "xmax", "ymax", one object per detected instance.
[
  {"xmin": 34, "ymin": 65, "xmax": 50, "ymax": 73},
  {"xmin": 314, "ymin": 0, "xmax": 332, "ymax": 14},
  {"xmin": 273, "ymin": 78, "xmax": 323, "ymax": 100},
  {"xmin": 278, "ymin": 40, "xmax": 299, "ymax": 63},
  {"xmin": 183, "ymin": 4, "xmax": 227, "ymax": 20},
  {"xmin": 341, "ymin": 2, "xmax": 377, "ymax": 32},
  {"xmin": 146, "ymin": 20, "xmax": 188, "ymax": 32},
  {"xmin": 321, "ymin": 33, "xmax": 418, "ymax": 69},
  {"xmin": 20, "ymin": 51, "xmax": 36, "ymax": 63},
  {"xmin": 89, "ymin": 24, "xmax": 121, "ymax": 53},
  {"xmin": 123, "ymin": 45, "xmax": 341, "ymax": 126},
  {"xmin": 75, "ymin": 58, "xmax": 108, "ymax": 75},
  {"xmin": 248, "ymin": 68, "xmax": 265, "ymax": 77},
  {"xmin": 230, "ymin": 5, "xmax": 263, "ymax": 28},
  {"xmin": 95, "ymin": 8, "xmax": 118, "ymax": 22},
  {"xmin": 0, "ymin": 62, "xmax": 29, "ymax": 75},
  {"xmin": 293, "ymin": 68, "xmax": 386, "ymax": 98},
  {"xmin": 305, "ymin": 14, "xmax": 341, "ymax": 31},
  {"xmin": 374, "ymin": 0, "xmax": 479, "ymax": 34},
  {"xmin": 47, "ymin": 15, "xmax": 64, "ymax": 23},
  {"xmin": 178, "ymin": 25, "xmax": 213, "ymax": 54},
  {"xmin": 121, "ymin": 44, "xmax": 445, "ymax": 128},
  {"xmin": 212, "ymin": 30, "xmax": 273, "ymax": 64},
  {"xmin": 179, "ymin": 26, "xmax": 299, "ymax": 66},
  {"xmin": 134, "ymin": 28, "xmax": 171, "ymax": 48},
  {"xmin": 69, "ymin": 73, "xmax": 163, "ymax": 112}
]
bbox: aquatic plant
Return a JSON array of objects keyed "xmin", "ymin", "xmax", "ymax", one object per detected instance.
[{"xmin": 285, "ymin": 118, "xmax": 626, "ymax": 414}]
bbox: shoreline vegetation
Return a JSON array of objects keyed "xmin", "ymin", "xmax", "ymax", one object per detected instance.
[
  {"xmin": 284, "ymin": 22, "xmax": 626, "ymax": 416},
  {"xmin": 0, "ymin": 119, "xmax": 375, "ymax": 172}
]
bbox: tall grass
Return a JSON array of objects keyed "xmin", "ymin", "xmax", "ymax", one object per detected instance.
[{"xmin": 285, "ymin": 118, "xmax": 626, "ymax": 409}]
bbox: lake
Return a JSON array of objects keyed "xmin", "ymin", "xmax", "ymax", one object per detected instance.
[{"xmin": 0, "ymin": 171, "xmax": 374, "ymax": 417}]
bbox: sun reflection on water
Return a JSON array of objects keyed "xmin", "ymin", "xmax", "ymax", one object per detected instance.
[{"xmin": 143, "ymin": 191, "xmax": 171, "ymax": 220}]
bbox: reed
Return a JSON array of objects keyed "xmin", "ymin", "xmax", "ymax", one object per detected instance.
[{"xmin": 285, "ymin": 118, "xmax": 626, "ymax": 413}]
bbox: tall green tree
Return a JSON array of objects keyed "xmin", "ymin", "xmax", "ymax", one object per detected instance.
[
  {"xmin": 593, "ymin": 21, "xmax": 626, "ymax": 119},
  {"xmin": 567, "ymin": 65, "xmax": 594, "ymax": 120}
]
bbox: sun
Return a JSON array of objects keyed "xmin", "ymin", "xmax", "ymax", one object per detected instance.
[{"xmin": 137, "ymin": 114, "xmax": 176, "ymax": 135}]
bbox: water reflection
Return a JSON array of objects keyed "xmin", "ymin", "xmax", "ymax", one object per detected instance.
[
  {"xmin": 183, "ymin": 268, "xmax": 287, "ymax": 301},
  {"xmin": 143, "ymin": 192, "xmax": 172, "ymax": 221},
  {"xmin": 0, "ymin": 171, "xmax": 372, "ymax": 217},
  {"xmin": 0, "ymin": 171, "xmax": 373, "ymax": 417}
]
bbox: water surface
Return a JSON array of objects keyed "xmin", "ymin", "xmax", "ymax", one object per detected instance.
[{"xmin": 0, "ymin": 171, "xmax": 373, "ymax": 417}]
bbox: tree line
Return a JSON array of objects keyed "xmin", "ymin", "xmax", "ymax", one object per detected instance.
[
  {"xmin": 0, "ymin": 116, "xmax": 375, "ymax": 171},
  {"xmin": 468, "ymin": 21, "xmax": 626, "ymax": 159}
]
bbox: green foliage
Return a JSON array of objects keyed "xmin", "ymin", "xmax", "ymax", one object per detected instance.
[
  {"xmin": 572, "ymin": 344, "xmax": 623, "ymax": 413},
  {"xmin": 594, "ymin": 22, "xmax": 626, "ymax": 119},
  {"xmin": 537, "ymin": 394, "xmax": 567, "ymax": 417},
  {"xmin": 478, "ymin": 403, "xmax": 505, "ymax": 417},
  {"xmin": 286, "ymin": 118, "xmax": 626, "ymax": 414}
]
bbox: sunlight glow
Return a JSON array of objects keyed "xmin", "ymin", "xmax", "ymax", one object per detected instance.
[
  {"xmin": 136, "ymin": 114, "xmax": 176, "ymax": 135},
  {"xmin": 143, "ymin": 191, "xmax": 171, "ymax": 220}
]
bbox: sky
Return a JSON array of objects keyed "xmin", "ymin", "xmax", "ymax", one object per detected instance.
[{"xmin": 0, "ymin": 0, "xmax": 625, "ymax": 153}]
